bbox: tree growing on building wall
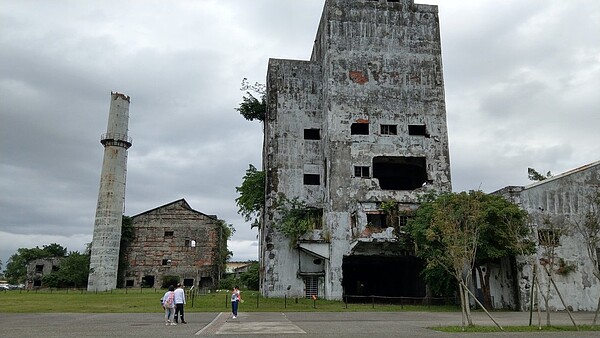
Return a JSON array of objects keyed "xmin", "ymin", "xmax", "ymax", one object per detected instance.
[
  {"xmin": 274, "ymin": 195, "xmax": 322, "ymax": 245},
  {"xmin": 235, "ymin": 164, "xmax": 265, "ymax": 228},
  {"xmin": 570, "ymin": 190, "xmax": 600, "ymax": 326},
  {"xmin": 235, "ymin": 78, "xmax": 266, "ymax": 122},
  {"xmin": 117, "ymin": 216, "xmax": 134, "ymax": 288},
  {"xmin": 528, "ymin": 168, "xmax": 552, "ymax": 182}
]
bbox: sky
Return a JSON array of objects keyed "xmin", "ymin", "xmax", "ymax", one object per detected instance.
[{"xmin": 1, "ymin": 0, "xmax": 599, "ymax": 270}]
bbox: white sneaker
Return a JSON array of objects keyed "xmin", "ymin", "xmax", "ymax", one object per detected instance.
[
  {"xmin": 170, "ymin": 322, "xmax": 177, "ymax": 326},
  {"xmin": 165, "ymin": 323, "xmax": 169, "ymax": 326},
  {"xmin": 232, "ymin": 316, "xmax": 237, "ymax": 319}
]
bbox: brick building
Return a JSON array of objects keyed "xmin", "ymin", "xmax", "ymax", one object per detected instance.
[
  {"xmin": 122, "ymin": 199, "xmax": 226, "ymax": 290},
  {"xmin": 262, "ymin": 0, "xmax": 451, "ymax": 300}
]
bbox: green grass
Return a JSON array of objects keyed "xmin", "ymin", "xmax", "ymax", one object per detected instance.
[
  {"xmin": 0, "ymin": 289, "xmax": 458, "ymax": 313},
  {"xmin": 433, "ymin": 325, "xmax": 600, "ymax": 333}
]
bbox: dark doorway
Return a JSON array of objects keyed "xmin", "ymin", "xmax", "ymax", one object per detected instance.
[
  {"xmin": 372, "ymin": 156, "xmax": 427, "ymax": 190},
  {"xmin": 342, "ymin": 255, "xmax": 425, "ymax": 298},
  {"xmin": 142, "ymin": 275, "xmax": 155, "ymax": 288}
]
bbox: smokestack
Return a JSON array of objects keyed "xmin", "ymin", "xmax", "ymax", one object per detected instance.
[{"xmin": 87, "ymin": 92, "xmax": 132, "ymax": 291}]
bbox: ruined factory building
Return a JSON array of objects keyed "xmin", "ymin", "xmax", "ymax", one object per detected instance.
[
  {"xmin": 122, "ymin": 199, "xmax": 224, "ymax": 290},
  {"xmin": 492, "ymin": 161, "xmax": 600, "ymax": 311},
  {"xmin": 261, "ymin": 0, "xmax": 451, "ymax": 300}
]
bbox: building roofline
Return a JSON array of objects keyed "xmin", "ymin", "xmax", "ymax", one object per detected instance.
[
  {"xmin": 130, "ymin": 198, "xmax": 218, "ymax": 220},
  {"xmin": 523, "ymin": 160, "xmax": 600, "ymax": 190}
]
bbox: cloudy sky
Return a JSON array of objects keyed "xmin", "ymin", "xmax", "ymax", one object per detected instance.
[{"xmin": 1, "ymin": 0, "xmax": 599, "ymax": 268}]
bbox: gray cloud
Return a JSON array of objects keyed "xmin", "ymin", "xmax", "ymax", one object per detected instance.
[{"xmin": 1, "ymin": 0, "xmax": 599, "ymax": 267}]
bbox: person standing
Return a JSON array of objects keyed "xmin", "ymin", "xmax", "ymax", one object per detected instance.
[
  {"xmin": 174, "ymin": 283, "xmax": 187, "ymax": 324},
  {"xmin": 161, "ymin": 285, "xmax": 176, "ymax": 326},
  {"xmin": 231, "ymin": 286, "xmax": 241, "ymax": 319}
]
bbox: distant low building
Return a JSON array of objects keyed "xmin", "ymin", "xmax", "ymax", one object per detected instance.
[
  {"xmin": 122, "ymin": 199, "xmax": 226, "ymax": 290},
  {"xmin": 225, "ymin": 261, "xmax": 255, "ymax": 277},
  {"xmin": 26, "ymin": 257, "xmax": 62, "ymax": 288}
]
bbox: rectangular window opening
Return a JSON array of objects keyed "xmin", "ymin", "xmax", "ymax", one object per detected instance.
[
  {"xmin": 164, "ymin": 231, "xmax": 174, "ymax": 237},
  {"xmin": 162, "ymin": 259, "xmax": 171, "ymax": 266},
  {"xmin": 35, "ymin": 265, "xmax": 44, "ymax": 273},
  {"xmin": 538, "ymin": 229, "xmax": 560, "ymax": 247},
  {"xmin": 354, "ymin": 166, "xmax": 370, "ymax": 178},
  {"xmin": 380, "ymin": 124, "xmax": 397, "ymax": 135},
  {"xmin": 351, "ymin": 123, "xmax": 369, "ymax": 135},
  {"xmin": 304, "ymin": 129, "xmax": 321, "ymax": 140},
  {"xmin": 304, "ymin": 174, "xmax": 321, "ymax": 185},
  {"xmin": 126, "ymin": 280, "xmax": 134, "ymax": 287},
  {"xmin": 367, "ymin": 213, "xmax": 387, "ymax": 228},
  {"xmin": 408, "ymin": 124, "xmax": 428, "ymax": 136}
]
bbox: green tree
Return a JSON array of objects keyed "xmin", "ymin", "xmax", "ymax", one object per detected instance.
[
  {"xmin": 117, "ymin": 215, "xmax": 134, "ymax": 287},
  {"xmin": 407, "ymin": 191, "xmax": 531, "ymax": 327},
  {"xmin": 528, "ymin": 168, "xmax": 552, "ymax": 182},
  {"xmin": 235, "ymin": 164, "xmax": 265, "ymax": 228},
  {"xmin": 42, "ymin": 251, "xmax": 90, "ymax": 288},
  {"xmin": 216, "ymin": 220, "xmax": 235, "ymax": 282},
  {"xmin": 4, "ymin": 243, "xmax": 67, "ymax": 284},
  {"xmin": 235, "ymin": 78, "xmax": 266, "ymax": 122},
  {"xmin": 239, "ymin": 261, "xmax": 260, "ymax": 290}
]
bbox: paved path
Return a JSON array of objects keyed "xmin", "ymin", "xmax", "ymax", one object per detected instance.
[{"xmin": 1, "ymin": 311, "xmax": 598, "ymax": 337}]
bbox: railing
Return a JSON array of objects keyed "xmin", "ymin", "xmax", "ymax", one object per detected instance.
[{"xmin": 100, "ymin": 133, "xmax": 132, "ymax": 148}]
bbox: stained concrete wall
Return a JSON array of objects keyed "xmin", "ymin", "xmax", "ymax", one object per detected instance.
[
  {"xmin": 123, "ymin": 199, "xmax": 222, "ymax": 289},
  {"xmin": 495, "ymin": 161, "xmax": 600, "ymax": 311},
  {"xmin": 263, "ymin": 0, "xmax": 451, "ymax": 300}
]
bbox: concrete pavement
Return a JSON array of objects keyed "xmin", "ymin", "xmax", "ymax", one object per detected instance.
[{"xmin": 1, "ymin": 311, "xmax": 598, "ymax": 337}]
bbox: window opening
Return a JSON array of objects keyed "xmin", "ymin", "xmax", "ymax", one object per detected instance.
[
  {"xmin": 380, "ymin": 124, "xmax": 397, "ymax": 135},
  {"xmin": 304, "ymin": 174, "xmax": 320, "ymax": 185},
  {"xmin": 399, "ymin": 215, "xmax": 413, "ymax": 227},
  {"xmin": 538, "ymin": 229, "xmax": 560, "ymax": 247},
  {"xmin": 351, "ymin": 123, "xmax": 369, "ymax": 135},
  {"xmin": 367, "ymin": 213, "xmax": 387, "ymax": 228},
  {"xmin": 304, "ymin": 276, "xmax": 319, "ymax": 298},
  {"xmin": 164, "ymin": 231, "xmax": 174, "ymax": 237},
  {"xmin": 354, "ymin": 166, "xmax": 370, "ymax": 178},
  {"xmin": 372, "ymin": 156, "xmax": 427, "ymax": 190},
  {"xmin": 162, "ymin": 259, "xmax": 172, "ymax": 266},
  {"xmin": 408, "ymin": 124, "xmax": 428, "ymax": 136},
  {"xmin": 304, "ymin": 129, "xmax": 321, "ymax": 140},
  {"xmin": 35, "ymin": 265, "xmax": 44, "ymax": 273},
  {"xmin": 126, "ymin": 280, "xmax": 134, "ymax": 287}
]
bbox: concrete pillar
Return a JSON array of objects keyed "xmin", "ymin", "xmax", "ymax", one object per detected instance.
[{"xmin": 87, "ymin": 92, "xmax": 132, "ymax": 291}]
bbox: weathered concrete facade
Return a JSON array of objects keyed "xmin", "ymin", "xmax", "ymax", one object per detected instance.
[
  {"xmin": 26, "ymin": 258, "xmax": 62, "ymax": 288},
  {"xmin": 262, "ymin": 0, "xmax": 451, "ymax": 300},
  {"xmin": 494, "ymin": 161, "xmax": 600, "ymax": 311},
  {"xmin": 88, "ymin": 92, "xmax": 132, "ymax": 292},
  {"xmin": 122, "ymin": 199, "xmax": 223, "ymax": 290}
]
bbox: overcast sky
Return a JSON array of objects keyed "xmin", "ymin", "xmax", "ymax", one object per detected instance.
[{"xmin": 1, "ymin": 0, "xmax": 599, "ymax": 269}]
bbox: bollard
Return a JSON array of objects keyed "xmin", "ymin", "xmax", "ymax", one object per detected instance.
[
  {"xmin": 256, "ymin": 292, "xmax": 259, "ymax": 309},
  {"xmin": 285, "ymin": 295, "xmax": 287, "ymax": 309}
]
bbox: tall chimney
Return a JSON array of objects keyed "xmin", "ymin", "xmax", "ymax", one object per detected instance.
[{"xmin": 87, "ymin": 92, "xmax": 132, "ymax": 291}]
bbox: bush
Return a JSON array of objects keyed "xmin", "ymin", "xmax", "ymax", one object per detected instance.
[{"xmin": 161, "ymin": 275, "xmax": 179, "ymax": 289}]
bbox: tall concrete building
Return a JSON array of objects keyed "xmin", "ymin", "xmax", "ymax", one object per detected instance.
[
  {"xmin": 262, "ymin": 0, "xmax": 451, "ymax": 300},
  {"xmin": 88, "ymin": 92, "xmax": 132, "ymax": 291}
]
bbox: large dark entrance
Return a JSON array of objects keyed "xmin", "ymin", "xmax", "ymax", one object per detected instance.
[{"xmin": 342, "ymin": 255, "xmax": 425, "ymax": 299}]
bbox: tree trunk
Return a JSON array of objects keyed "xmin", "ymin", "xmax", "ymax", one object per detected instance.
[{"xmin": 475, "ymin": 265, "xmax": 493, "ymax": 309}]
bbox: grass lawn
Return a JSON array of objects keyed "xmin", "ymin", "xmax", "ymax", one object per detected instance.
[
  {"xmin": 0, "ymin": 288, "xmax": 458, "ymax": 313},
  {"xmin": 433, "ymin": 325, "xmax": 600, "ymax": 333}
]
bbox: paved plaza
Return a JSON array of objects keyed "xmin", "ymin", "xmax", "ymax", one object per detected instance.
[{"xmin": 1, "ymin": 311, "xmax": 598, "ymax": 337}]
